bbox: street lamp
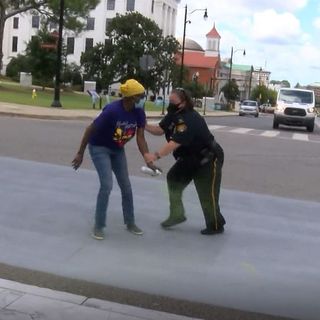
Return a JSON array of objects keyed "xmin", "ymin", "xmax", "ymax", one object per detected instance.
[
  {"xmin": 51, "ymin": 0, "xmax": 64, "ymax": 108},
  {"xmin": 179, "ymin": 5, "xmax": 208, "ymax": 87},
  {"xmin": 228, "ymin": 46, "xmax": 246, "ymax": 85},
  {"xmin": 227, "ymin": 46, "xmax": 245, "ymax": 106}
]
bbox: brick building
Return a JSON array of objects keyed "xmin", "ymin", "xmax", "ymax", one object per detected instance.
[{"xmin": 176, "ymin": 24, "xmax": 221, "ymax": 94}]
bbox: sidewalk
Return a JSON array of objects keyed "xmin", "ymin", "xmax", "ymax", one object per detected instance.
[
  {"xmin": 0, "ymin": 101, "xmax": 237, "ymax": 120},
  {"xmin": 0, "ymin": 278, "xmax": 201, "ymax": 320},
  {"xmin": 1, "ymin": 156, "xmax": 320, "ymax": 320}
]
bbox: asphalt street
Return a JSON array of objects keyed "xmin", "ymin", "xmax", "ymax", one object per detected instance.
[{"xmin": 1, "ymin": 114, "xmax": 319, "ymax": 201}]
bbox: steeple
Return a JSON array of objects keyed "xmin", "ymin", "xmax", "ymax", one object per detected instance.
[{"xmin": 205, "ymin": 23, "xmax": 221, "ymax": 57}]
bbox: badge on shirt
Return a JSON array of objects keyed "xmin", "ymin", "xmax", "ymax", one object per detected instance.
[{"xmin": 175, "ymin": 119, "xmax": 187, "ymax": 133}]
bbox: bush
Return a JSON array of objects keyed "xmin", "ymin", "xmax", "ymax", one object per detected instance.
[
  {"xmin": 32, "ymin": 78, "xmax": 54, "ymax": 88},
  {"xmin": 6, "ymin": 55, "xmax": 31, "ymax": 81},
  {"xmin": 71, "ymin": 84, "xmax": 83, "ymax": 92},
  {"xmin": 63, "ymin": 63, "xmax": 82, "ymax": 86}
]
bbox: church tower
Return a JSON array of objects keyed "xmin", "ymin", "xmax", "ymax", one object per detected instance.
[{"xmin": 205, "ymin": 23, "xmax": 221, "ymax": 57}]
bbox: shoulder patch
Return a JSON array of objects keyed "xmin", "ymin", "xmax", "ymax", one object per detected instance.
[{"xmin": 175, "ymin": 119, "xmax": 187, "ymax": 133}]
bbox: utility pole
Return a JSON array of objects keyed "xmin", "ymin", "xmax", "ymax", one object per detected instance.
[{"xmin": 51, "ymin": 0, "xmax": 64, "ymax": 108}]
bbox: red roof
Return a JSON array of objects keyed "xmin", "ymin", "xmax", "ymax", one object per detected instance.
[
  {"xmin": 206, "ymin": 24, "xmax": 221, "ymax": 38},
  {"xmin": 179, "ymin": 51, "xmax": 219, "ymax": 69}
]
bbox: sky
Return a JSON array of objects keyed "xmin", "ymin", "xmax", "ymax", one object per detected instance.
[{"xmin": 175, "ymin": 0, "xmax": 320, "ymax": 87}]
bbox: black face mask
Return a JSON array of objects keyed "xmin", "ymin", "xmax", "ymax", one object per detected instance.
[{"xmin": 167, "ymin": 103, "xmax": 180, "ymax": 113}]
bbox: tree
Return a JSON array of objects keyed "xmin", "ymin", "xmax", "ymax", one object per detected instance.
[
  {"xmin": 220, "ymin": 80, "xmax": 240, "ymax": 101},
  {"xmin": 280, "ymin": 80, "xmax": 290, "ymax": 88},
  {"xmin": 269, "ymin": 79, "xmax": 291, "ymax": 88},
  {"xmin": 146, "ymin": 34, "xmax": 180, "ymax": 94},
  {"xmin": 80, "ymin": 41, "xmax": 115, "ymax": 91},
  {"xmin": 183, "ymin": 80, "xmax": 206, "ymax": 99},
  {"xmin": 251, "ymin": 84, "xmax": 277, "ymax": 105},
  {"xmin": 24, "ymin": 26, "xmax": 57, "ymax": 87},
  {"xmin": 0, "ymin": 0, "xmax": 99, "ymax": 71},
  {"xmin": 63, "ymin": 62, "xmax": 82, "ymax": 86},
  {"xmin": 80, "ymin": 12, "xmax": 179, "ymax": 92}
]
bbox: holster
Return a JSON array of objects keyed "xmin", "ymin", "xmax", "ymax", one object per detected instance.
[{"xmin": 199, "ymin": 141, "xmax": 217, "ymax": 166}]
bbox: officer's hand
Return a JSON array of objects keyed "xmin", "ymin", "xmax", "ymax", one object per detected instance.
[{"xmin": 72, "ymin": 153, "xmax": 83, "ymax": 170}]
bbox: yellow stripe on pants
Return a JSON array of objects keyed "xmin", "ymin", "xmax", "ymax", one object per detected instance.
[{"xmin": 211, "ymin": 159, "xmax": 218, "ymax": 229}]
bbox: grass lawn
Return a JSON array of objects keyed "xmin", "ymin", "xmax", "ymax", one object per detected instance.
[{"xmin": 0, "ymin": 80, "xmax": 163, "ymax": 111}]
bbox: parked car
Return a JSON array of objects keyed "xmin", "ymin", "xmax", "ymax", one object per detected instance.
[
  {"xmin": 265, "ymin": 104, "xmax": 276, "ymax": 114},
  {"xmin": 239, "ymin": 100, "xmax": 259, "ymax": 117},
  {"xmin": 259, "ymin": 103, "xmax": 270, "ymax": 112}
]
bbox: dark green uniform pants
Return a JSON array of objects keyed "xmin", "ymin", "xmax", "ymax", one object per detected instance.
[{"xmin": 167, "ymin": 143, "xmax": 225, "ymax": 230}]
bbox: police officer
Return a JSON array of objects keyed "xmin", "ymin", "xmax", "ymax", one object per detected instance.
[{"xmin": 144, "ymin": 88, "xmax": 226, "ymax": 235}]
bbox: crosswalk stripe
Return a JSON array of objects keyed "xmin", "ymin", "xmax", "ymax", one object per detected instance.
[
  {"xmin": 208, "ymin": 125, "xmax": 226, "ymax": 130},
  {"xmin": 292, "ymin": 133, "xmax": 309, "ymax": 141},
  {"xmin": 230, "ymin": 128, "xmax": 254, "ymax": 134},
  {"xmin": 149, "ymin": 120, "xmax": 319, "ymax": 143},
  {"xmin": 260, "ymin": 130, "xmax": 280, "ymax": 137}
]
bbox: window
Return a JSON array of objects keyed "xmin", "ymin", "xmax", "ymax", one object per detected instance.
[
  {"xmin": 12, "ymin": 36, "xmax": 18, "ymax": 52},
  {"xmin": 107, "ymin": 0, "xmax": 115, "ymax": 10},
  {"xmin": 86, "ymin": 17, "xmax": 95, "ymax": 31},
  {"xmin": 151, "ymin": 0, "xmax": 154, "ymax": 13},
  {"xmin": 85, "ymin": 38, "xmax": 94, "ymax": 51},
  {"xmin": 49, "ymin": 21, "xmax": 58, "ymax": 30},
  {"xmin": 105, "ymin": 18, "xmax": 112, "ymax": 32},
  {"xmin": 13, "ymin": 17, "xmax": 19, "ymax": 29},
  {"xmin": 126, "ymin": 0, "xmax": 135, "ymax": 11},
  {"xmin": 105, "ymin": 38, "xmax": 112, "ymax": 47},
  {"xmin": 32, "ymin": 15, "xmax": 40, "ymax": 28},
  {"xmin": 67, "ymin": 37, "xmax": 75, "ymax": 54},
  {"xmin": 279, "ymin": 89, "xmax": 313, "ymax": 104}
]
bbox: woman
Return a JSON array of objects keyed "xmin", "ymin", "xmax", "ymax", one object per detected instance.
[
  {"xmin": 72, "ymin": 79, "xmax": 151, "ymax": 240},
  {"xmin": 144, "ymin": 88, "xmax": 226, "ymax": 235}
]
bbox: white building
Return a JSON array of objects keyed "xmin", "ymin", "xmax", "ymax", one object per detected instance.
[
  {"xmin": 218, "ymin": 62, "xmax": 271, "ymax": 101},
  {"xmin": 1, "ymin": 0, "xmax": 180, "ymax": 74}
]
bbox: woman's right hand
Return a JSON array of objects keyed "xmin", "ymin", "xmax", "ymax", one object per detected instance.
[
  {"xmin": 72, "ymin": 153, "xmax": 83, "ymax": 170},
  {"xmin": 144, "ymin": 152, "xmax": 157, "ymax": 164}
]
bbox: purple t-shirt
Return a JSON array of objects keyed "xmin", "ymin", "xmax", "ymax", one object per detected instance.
[{"xmin": 89, "ymin": 99, "xmax": 146, "ymax": 149}]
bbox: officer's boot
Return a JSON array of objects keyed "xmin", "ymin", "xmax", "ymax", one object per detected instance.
[{"xmin": 161, "ymin": 214, "xmax": 187, "ymax": 228}]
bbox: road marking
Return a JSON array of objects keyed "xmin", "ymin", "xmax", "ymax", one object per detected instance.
[
  {"xmin": 292, "ymin": 133, "xmax": 309, "ymax": 141},
  {"xmin": 208, "ymin": 125, "xmax": 226, "ymax": 130},
  {"xmin": 260, "ymin": 130, "xmax": 280, "ymax": 137},
  {"xmin": 230, "ymin": 128, "xmax": 254, "ymax": 134},
  {"xmin": 207, "ymin": 123, "xmax": 320, "ymax": 143}
]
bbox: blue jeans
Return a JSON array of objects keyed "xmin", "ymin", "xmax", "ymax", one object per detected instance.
[{"xmin": 88, "ymin": 144, "xmax": 134, "ymax": 229}]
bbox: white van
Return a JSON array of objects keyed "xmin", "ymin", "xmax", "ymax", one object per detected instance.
[{"xmin": 273, "ymin": 88, "xmax": 316, "ymax": 132}]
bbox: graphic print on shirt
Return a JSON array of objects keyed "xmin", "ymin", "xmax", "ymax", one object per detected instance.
[{"xmin": 113, "ymin": 121, "xmax": 136, "ymax": 147}]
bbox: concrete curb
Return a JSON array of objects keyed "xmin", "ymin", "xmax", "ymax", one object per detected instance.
[
  {"xmin": 0, "ymin": 278, "xmax": 201, "ymax": 320},
  {"xmin": 0, "ymin": 102, "xmax": 238, "ymax": 121},
  {"xmin": 0, "ymin": 111, "xmax": 95, "ymax": 121}
]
